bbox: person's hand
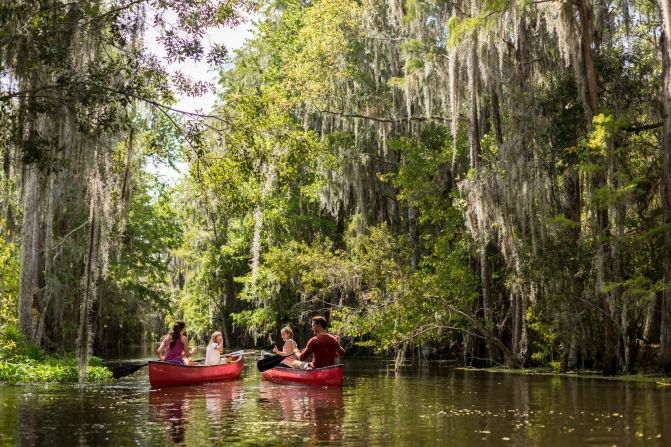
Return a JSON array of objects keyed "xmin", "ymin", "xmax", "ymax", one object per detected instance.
[
  {"xmin": 272, "ymin": 345, "xmax": 280, "ymax": 355},
  {"xmin": 190, "ymin": 347, "xmax": 197, "ymax": 354}
]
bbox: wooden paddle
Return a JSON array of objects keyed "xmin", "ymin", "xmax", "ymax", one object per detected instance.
[
  {"xmin": 112, "ymin": 350, "xmax": 246, "ymax": 379},
  {"xmin": 257, "ymin": 352, "xmax": 295, "ymax": 372}
]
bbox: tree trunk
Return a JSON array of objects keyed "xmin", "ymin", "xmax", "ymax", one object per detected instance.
[
  {"xmin": 222, "ymin": 280, "xmax": 234, "ymax": 347},
  {"xmin": 511, "ymin": 288, "xmax": 529, "ymax": 366},
  {"xmin": 598, "ymin": 206, "xmax": 619, "ymax": 374},
  {"xmin": 408, "ymin": 200, "xmax": 419, "ymax": 268},
  {"xmin": 33, "ymin": 173, "xmax": 54, "ymax": 346},
  {"xmin": 575, "ymin": 0, "xmax": 619, "ymax": 374},
  {"xmin": 576, "ymin": 0, "xmax": 599, "ymax": 115},
  {"xmin": 478, "ymin": 99, "xmax": 489, "ymax": 140},
  {"xmin": 115, "ymin": 128, "xmax": 135, "ymax": 262},
  {"xmin": 18, "ymin": 165, "xmax": 38, "ymax": 339},
  {"xmin": 394, "ymin": 343, "xmax": 407, "ymax": 371},
  {"xmin": 658, "ymin": 1, "xmax": 671, "ymax": 371},
  {"xmin": 564, "ymin": 166, "xmax": 583, "ymax": 360},
  {"xmin": 31, "ymin": 170, "xmax": 51, "ymax": 341},
  {"xmin": 77, "ymin": 212, "xmax": 99, "ymax": 382},
  {"xmin": 467, "ymin": 41, "xmax": 481, "ymax": 169},
  {"xmin": 479, "ymin": 237, "xmax": 491, "ymax": 323},
  {"xmin": 643, "ymin": 292, "xmax": 661, "ymax": 344},
  {"xmin": 490, "ymin": 86, "xmax": 503, "ymax": 148},
  {"xmin": 611, "ymin": 150, "xmax": 628, "ymax": 371},
  {"xmin": 462, "ymin": 333, "xmax": 473, "ymax": 366},
  {"xmin": 567, "ymin": 334, "xmax": 579, "ymax": 370},
  {"xmin": 2, "ymin": 141, "xmax": 14, "ymax": 233},
  {"xmin": 249, "ymin": 204, "xmax": 263, "ymax": 299}
]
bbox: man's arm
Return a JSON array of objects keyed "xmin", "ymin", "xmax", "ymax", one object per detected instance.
[
  {"xmin": 331, "ymin": 334, "xmax": 345, "ymax": 357},
  {"xmin": 336, "ymin": 340, "xmax": 345, "ymax": 357},
  {"xmin": 297, "ymin": 338, "xmax": 314, "ymax": 361}
]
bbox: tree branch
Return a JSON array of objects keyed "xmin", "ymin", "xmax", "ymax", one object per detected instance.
[
  {"xmin": 47, "ymin": 220, "xmax": 89, "ymax": 254},
  {"xmin": 621, "ymin": 122, "xmax": 662, "ymax": 132},
  {"xmin": 318, "ymin": 108, "xmax": 450, "ymax": 124}
]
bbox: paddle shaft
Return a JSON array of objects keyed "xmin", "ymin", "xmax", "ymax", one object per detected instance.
[{"xmin": 257, "ymin": 352, "xmax": 296, "ymax": 372}]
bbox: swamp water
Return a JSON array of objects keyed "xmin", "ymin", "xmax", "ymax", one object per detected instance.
[{"xmin": 0, "ymin": 353, "xmax": 669, "ymax": 446}]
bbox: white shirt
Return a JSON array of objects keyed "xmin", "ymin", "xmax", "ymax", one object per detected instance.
[{"xmin": 206, "ymin": 342, "xmax": 221, "ymax": 365}]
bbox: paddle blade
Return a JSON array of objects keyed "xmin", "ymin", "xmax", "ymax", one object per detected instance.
[
  {"xmin": 257, "ymin": 354, "xmax": 285, "ymax": 372},
  {"xmin": 112, "ymin": 362, "xmax": 148, "ymax": 379}
]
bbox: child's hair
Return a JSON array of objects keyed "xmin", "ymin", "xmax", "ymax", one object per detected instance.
[
  {"xmin": 280, "ymin": 326, "xmax": 293, "ymax": 338},
  {"xmin": 210, "ymin": 331, "xmax": 222, "ymax": 344}
]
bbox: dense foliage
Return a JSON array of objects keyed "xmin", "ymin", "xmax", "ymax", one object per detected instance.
[
  {"xmin": 1, "ymin": 0, "xmax": 671, "ymax": 379},
  {"xmin": 177, "ymin": 0, "xmax": 671, "ymax": 374},
  {"xmin": 0, "ymin": 0, "xmax": 252, "ymax": 380},
  {"xmin": 0, "ymin": 324, "xmax": 111, "ymax": 383}
]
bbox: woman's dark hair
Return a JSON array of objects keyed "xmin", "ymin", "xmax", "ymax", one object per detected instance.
[
  {"xmin": 169, "ymin": 320, "xmax": 186, "ymax": 348},
  {"xmin": 312, "ymin": 316, "xmax": 328, "ymax": 329}
]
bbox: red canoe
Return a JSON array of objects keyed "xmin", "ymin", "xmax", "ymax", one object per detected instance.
[
  {"xmin": 149, "ymin": 357, "xmax": 244, "ymax": 388},
  {"xmin": 261, "ymin": 364, "xmax": 343, "ymax": 387}
]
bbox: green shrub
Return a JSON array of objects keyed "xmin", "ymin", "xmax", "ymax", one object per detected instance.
[
  {"xmin": 0, "ymin": 361, "xmax": 112, "ymax": 383},
  {"xmin": 88, "ymin": 356, "xmax": 104, "ymax": 367},
  {"xmin": 0, "ymin": 325, "xmax": 112, "ymax": 383},
  {"xmin": 0, "ymin": 323, "xmax": 46, "ymax": 362}
]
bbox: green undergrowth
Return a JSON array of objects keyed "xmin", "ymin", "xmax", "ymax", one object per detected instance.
[
  {"xmin": 0, "ymin": 324, "xmax": 112, "ymax": 384},
  {"xmin": 457, "ymin": 366, "xmax": 671, "ymax": 384}
]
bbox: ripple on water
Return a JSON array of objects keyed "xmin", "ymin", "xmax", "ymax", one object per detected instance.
[{"xmin": 0, "ymin": 360, "xmax": 669, "ymax": 446}]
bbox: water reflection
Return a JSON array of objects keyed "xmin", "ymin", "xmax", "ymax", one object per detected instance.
[
  {"xmin": 1, "ymin": 360, "xmax": 671, "ymax": 446},
  {"xmin": 258, "ymin": 381, "xmax": 344, "ymax": 443},
  {"xmin": 148, "ymin": 381, "xmax": 244, "ymax": 444}
]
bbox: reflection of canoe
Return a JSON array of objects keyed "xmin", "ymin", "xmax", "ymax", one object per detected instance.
[
  {"xmin": 148, "ymin": 357, "xmax": 244, "ymax": 388},
  {"xmin": 259, "ymin": 381, "xmax": 344, "ymax": 442},
  {"xmin": 261, "ymin": 364, "xmax": 343, "ymax": 386},
  {"xmin": 148, "ymin": 381, "xmax": 244, "ymax": 405},
  {"xmin": 259, "ymin": 380, "xmax": 344, "ymax": 403}
]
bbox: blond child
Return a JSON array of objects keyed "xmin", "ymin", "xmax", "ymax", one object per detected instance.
[
  {"xmin": 205, "ymin": 331, "xmax": 224, "ymax": 365},
  {"xmin": 272, "ymin": 326, "xmax": 298, "ymax": 366}
]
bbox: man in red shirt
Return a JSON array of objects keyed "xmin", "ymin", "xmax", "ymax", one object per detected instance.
[{"xmin": 292, "ymin": 316, "xmax": 345, "ymax": 370}]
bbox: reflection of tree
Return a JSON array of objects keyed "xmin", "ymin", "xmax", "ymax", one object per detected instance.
[{"xmin": 258, "ymin": 381, "xmax": 344, "ymax": 443}]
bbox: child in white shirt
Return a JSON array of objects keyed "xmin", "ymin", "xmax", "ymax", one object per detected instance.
[{"xmin": 205, "ymin": 331, "xmax": 224, "ymax": 365}]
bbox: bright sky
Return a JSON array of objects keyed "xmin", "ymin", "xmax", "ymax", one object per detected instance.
[{"xmin": 144, "ymin": 18, "xmax": 257, "ymax": 183}]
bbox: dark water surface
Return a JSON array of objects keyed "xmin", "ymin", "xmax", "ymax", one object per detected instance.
[{"xmin": 0, "ymin": 350, "xmax": 670, "ymax": 446}]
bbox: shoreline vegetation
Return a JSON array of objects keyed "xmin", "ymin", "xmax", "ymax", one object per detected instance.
[
  {"xmin": 1, "ymin": 335, "xmax": 670, "ymax": 386},
  {"xmin": 385, "ymin": 356, "xmax": 671, "ymax": 385},
  {"xmin": 455, "ymin": 366, "xmax": 671, "ymax": 385},
  {"xmin": 0, "ymin": 325, "xmax": 111, "ymax": 384}
]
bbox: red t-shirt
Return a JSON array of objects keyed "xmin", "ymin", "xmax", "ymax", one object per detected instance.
[{"xmin": 298, "ymin": 334, "xmax": 345, "ymax": 369}]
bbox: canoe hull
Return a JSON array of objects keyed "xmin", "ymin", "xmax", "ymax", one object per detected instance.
[
  {"xmin": 148, "ymin": 358, "xmax": 244, "ymax": 388},
  {"xmin": 261, "ymin": 364, "xmax": 343, "ymax": 387}
]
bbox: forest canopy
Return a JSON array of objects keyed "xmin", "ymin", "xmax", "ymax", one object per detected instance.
[{"xmin": 1, "ymin": 0, "xmax": 671, "ymax": 378}]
